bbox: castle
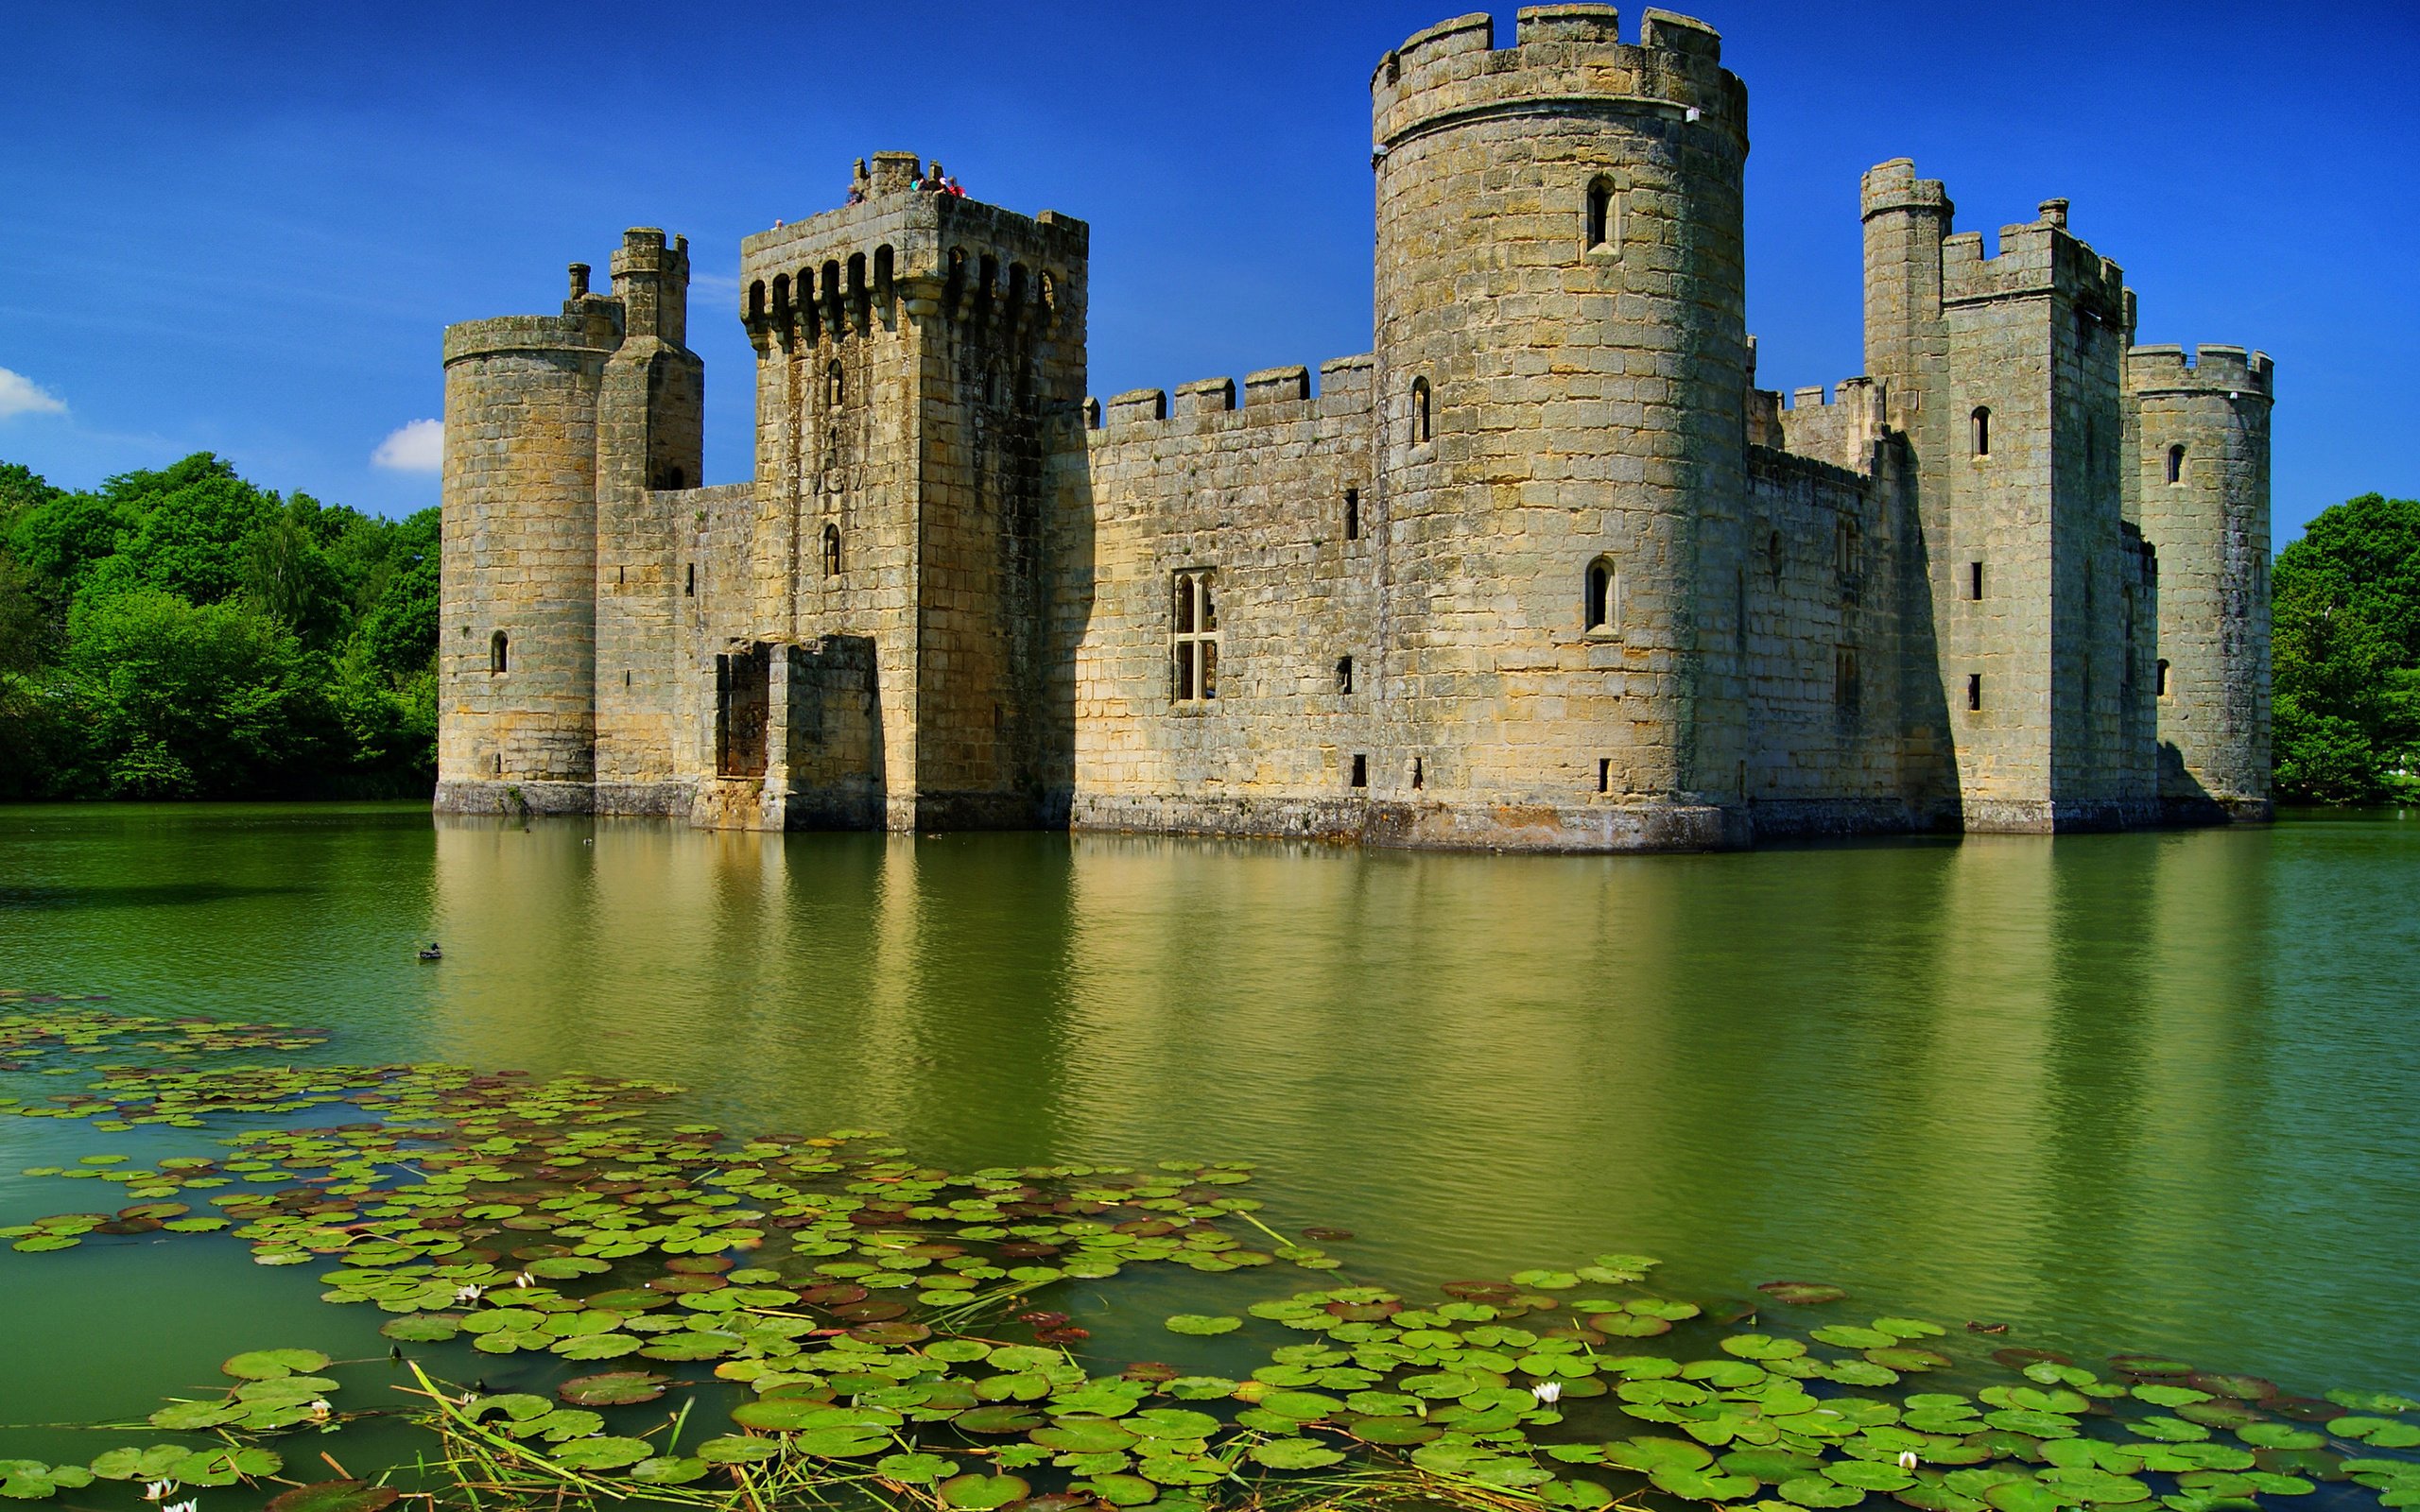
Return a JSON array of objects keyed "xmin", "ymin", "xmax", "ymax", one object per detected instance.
[{"xmin": 435, "ymin": 6, "xmax": 2273, "ymax": 850}]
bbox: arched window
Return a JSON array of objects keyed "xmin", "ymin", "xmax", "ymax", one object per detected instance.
[
  {"xmin": 821, "ymin": 524, "xmax": 842, "ymax": 578},
  {"xmin": 2156, "ymin": 659, "xmax": 2171, "ymax": 696},
  {"xmin": 1344, "ymin": 488, "xmax": 1360, "ymax": 541},
  {"xmin": 1409, "ymin": 377, "xmax": 1432, "ymax": 445},
  {"xmin": 2167, "ymin": 443, "xmax": 2186, "ymax": 485},
  {"xmin": 489, "ymin": 630, "xmax": 509, "ymax": 675},
  {"xmin": 1971, "ymin": 406, "xmax": 1991, "ymax": 457},
  {"xmin": 1584, "ymin": 558, "xmax": 1616, "ymax": 631},
  {"xmin": 827, "ymin": 362, "xmax": 844, "ymax": 407},
  {"xmin": 1585, "ymin": 177, "xmax": 1615, "ymax": 251},
  {"xmin": 1337, "ymin": 655, "xmax": 1355, "ymax": 695},
  {"xmin": 748, "ymin": 281, "xmax": 767, "ymax": 322}
]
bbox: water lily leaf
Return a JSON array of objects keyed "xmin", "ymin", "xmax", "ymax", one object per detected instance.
[
  {"xmin": 1760, "ymin": 1282, "xmax": 1850, "ymax": 1306},
  {"xmin": 1075, "ymin": 1472, "xmax": 1161, "ymax": 1505},
  {"xmin": 694, "ymin": 1436, "xmax": 781, "ymax": 1465},
  {"xmin": 147, "ymin": 1400, "xmax": 239, "ymax": 1431},
  {"xmin": 1251, "ymin": 1438, "xmax": 1346, "ymax": 1469},
  {"xmin": 1983, "ymin": 1481, "xmax": 2065, "ymax": 1512},
  {"xmin": 2111, "ymin": 1358, "xmax": 2193, "ymax": 1379},
  {"xmin": 379, "ymin": 1314, "xmax": 460, "ymax": 1343},
  {"xmin": 1830, "ymin": 1461, "xmax": 1918, "ymax": 1492},
  {"xmin": 2189, "ymin": 1376, "xmax": 2279, "ymax": 1402},
  {"xmin": 1258, "ymin": 1390, "xmax": 1343, "ymax": 1421},
  {"xmin": 1033, "ymin": 1418, "xmax": 1138, "ymax": 1453},
  {"xmin": 2238, "ymin": 1424, "xmax": 2325, "ymax": 1451},
  {"xmin": 1164, "ymin": 1315, "xmax": 1241, "ymax": 1335},
  {"xmin": 2132, "ymin": 1418, "xmax": 2211, "ymax": 1443},
  {"xmin": 1126, "ymin": 1408, "xmax": 1221, "ymax": 1440},
  {"xmin": 630, "ymin": 1457, "xmax": 709, "ymax": 1485},
  {"xmin": 560, "ymin": 1371, "xmax": 669, "ymax": 1406},
  {"xmin": 2327, "ymin": 1390, "xmax": 2420, "ymax": 1415},
  {"xmin": 1349, "ymin": 1416, "xmax": 1442, "ymax": 1446},
  {"xmin": 223, "ymin": 1348, "xmax": 332, "ymax": 1380},
  {"xmin": 1606, "ymin": 1437, "xmax": 1715, "ymax": 1473},
  {"xmin": 263, "ymin": 1481, "xmax": 402, "ymax": 1512},
  {"xmin": 956, "ymin": 1405, "xmax": 1046, "ymax": 1435},
  {"xmin": 1814, "ymin": 1325, "xmax": 1897, "ymax": 1349},
  {"xmin": 1722, "ymin": 1449, "xmax": 1825, "ymax": 1484},
  {"xmin": 1782, "ymin": 1474, "xmax": 1869, "ymax": 1507},
  {"xmin": 941, "ymin": 1473, "xmax": 1032, "ymax": 1508},
  {"xmin": 1726, "ymin": 1334, "xmax": 1810, "ymax": 1361},
  {"xmin": 549, "ymin": 1436, "xmax": 651, "ymax": 1470},
  {"xmin": 1871, "ymin": 1349, "xmax": 1953, "ymax": 1373}
]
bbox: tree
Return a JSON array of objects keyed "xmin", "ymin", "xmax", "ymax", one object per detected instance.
[
  {"xmin": 62, "ymin": 585, "xmax": 337, "ymax": 798},
  {"xmin": 2272, "ymin": 493, "xmax": 2420, "ymax": 803}
]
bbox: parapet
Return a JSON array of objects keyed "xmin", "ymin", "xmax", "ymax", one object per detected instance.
[
  {"xmin": 1773, "ymin": 375, "xmax": 1892, "ymax": 474},
  {"xmin": 1860, "ymin": 159, "xmax": 1952, "ymax": 222},
  {"xmin": 442, "ymin": 304, "xmax": 624, "ymax": 367},
  {"xmin": 1087, "ymin": 355, "xmax": 1377, "ymax": 436},
  {"xmin": 2125, "ymin": 343, "xmax": 2275, "ymax": 401},
  {"xmin": 1941, "ymin": 198, "xmax": 2126, "ymax": 316},
  {"xmin": 1371, "ymin": 6, "xmax": 1746, "ymax": 156}
]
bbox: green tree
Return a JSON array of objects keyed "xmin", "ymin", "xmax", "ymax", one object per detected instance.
[
  {"xmin": 62, "ymin": 585, "xmax": 336, "ymax": 798},
  {"xmin": 2272, "ymin": 492, "xmax": 2420, "ymax": 802}
]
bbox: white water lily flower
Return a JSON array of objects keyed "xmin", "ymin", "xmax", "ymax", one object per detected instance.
[
  {"xmin": 164, "ymin": 1502, "xmax": 198, "ymax": 1512},
  {"xmin": 513, "ymin": 1271, "xmax": 534, "ymax": 1287},
  {"xmin": 1530, "ymin": 1380, "xmax": 1564, "ymax": 1405},
  {"xmin": 1898, "ymin": 1452, "xmax": 1920, "ymax": 1470},
  {"xmin": 141, "ymin": 1483, "xmax": 177, "ymax": 1502},
  {"xmin": 455, "ymin": 1283, "xmax": 485, "ymax": 1303},
  {"xmin": 309, "ymin": 1399, "xmax": 333, "ymax": 1419}
]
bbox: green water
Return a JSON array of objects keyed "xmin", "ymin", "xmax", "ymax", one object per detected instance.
[{"xmin": 2, "ymin": 803, "xmax": 2416, "ymax": 1440}]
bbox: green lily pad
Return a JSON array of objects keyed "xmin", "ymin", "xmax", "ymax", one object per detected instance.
[
  {"xmin": 264, "ymin": 1481, "xmax": 403, "ymax": 1512},
  {"xmin": 1076, "ymin": 1472, "xmax": 1162, "ymax": 1505},
  {"xmin": 1761, "ymin": 1282, "xmax": 1851, "ymax": 1306},
  {"xmin": 1349, "ymin": 1416, "xmax": 1443, "ymax": 1446},
  {"xmin": 1033, "ymin": 1418, "xmax": 1139, "ymax": 1453},
  {"xmin": 1126, "ymin": 1408, "xmax": 1222, "ymax": 1440},
  {"xmin": 941, "ymin": 1473, "xmax": 1032, "ymax": 1508},
  {"xmin": 549, "ymin": 1436, "xmax": 652, "ymax": 1470},
  {"xmin": 878, "ymin": 1452, "xmax": 959, "ymax": 1483},
  {"xmin": 1782, "ymin": 1474, "xmax": 1870, "ymax": 1507},
  {"xmin": 1984, "ymin": 1481, "xmax": 2066, "ymax": 1512},
  {"xmin": 1251, "ymin": 1438, "xmax": 1346, "ymax": 1469},
  {"xmin": 560, "ymin": 1370, "xmax": 670, "ymax": 1406},
  {"xmin": 630, "ymin": 1457, "xmax": 709, "ymax": 1485},
  {"xmin": 957, "ymin": 1404, "xmax": 1046, "ymax": 1435},
  {"xmin": 695, "ymin": 1436, "xmax": 782, "ymax": 1465},
  {"xmin": 223, "ymin": 1348, "xmax": 333, "ymax": 1380},
  {"xmin": 1165, "ymin": 1314, "xmax": 1242, "ymax": 1335}
]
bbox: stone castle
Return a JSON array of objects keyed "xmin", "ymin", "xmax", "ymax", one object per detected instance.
[{"xmin": 436, "ymin": 6, "xmax": 2273, "ymax": 850}]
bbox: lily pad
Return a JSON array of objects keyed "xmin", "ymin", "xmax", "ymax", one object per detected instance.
[
  {"xmin": 1251, "ymin": 1438, "xmax": 1346, "ymax": 1469},
  {"xmin": 560, "ymin": 1370, "xmax": 670, "ymax": 1406},
  {"xmin": 265, "ymin": 1483, "xmax": 403, "ymax": 1512},
  {"xmin": 1760, "ymin": 1281, "xmax": 1851, "ymax": 1306},
  {"xmin": 223, "ymin": 1347, "xmax": 333, "ymax": 1380},
  {"xmin": 941, "ymin": 1473, "xmax": 1032, "ymax": 1508},
  {"xmin": 1164, "ymin": 1314, "xmax": 1242, "ymax": 1335}
]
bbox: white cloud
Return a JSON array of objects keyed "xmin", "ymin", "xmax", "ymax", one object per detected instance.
[
  {"xmin": 372, "ymin": 418, "xmax": 444, "ymax": 472},
  {"xmin": 0, "ymin": 368, "xmax": 67, "ymax": 420}
]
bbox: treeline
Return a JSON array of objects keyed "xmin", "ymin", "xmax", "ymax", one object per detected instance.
[
  {"xmin": 0, "ymin": 454, "xmax": 437, "ymax": 799},
  {"xmin": 2273, "ymin": 492, "xmax": 2420, "ymax": 804}
]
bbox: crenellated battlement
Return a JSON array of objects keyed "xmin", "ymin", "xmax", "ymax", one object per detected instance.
[
  {"xmin": 1860, "ymin": 158, "xmax": 1952, "ymax": 221},
  {"xmin": 1087, "ymin": 356, "xmax": 1374, "ymax": 437},
  {"xmin": 1942, "ymin": 210, "xmax": 2126, "ymax": 316},
  {"xmin": 1772, "ymin": 375, "xmax": 1892, "ymax": 474},
  {"xmin": 2125, "ymin": 343, "xmax": 2275, "ymax": 400},
  {"xmin": 1371, "ymin": 6, "xmax": 1746, "ymax": 156},
  {"xmin": 738, "ymin": 158, "xmax": 1086, "ymax": 347}
]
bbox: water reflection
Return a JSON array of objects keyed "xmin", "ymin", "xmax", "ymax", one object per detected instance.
[{"xmin": 1, "ymin": 804, "xmax": 2406, "ymax": 1399}]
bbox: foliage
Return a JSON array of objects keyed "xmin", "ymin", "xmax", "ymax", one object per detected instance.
[
  {"xmin": 2273, "ymin": 494, "xmax": 2420, "ymax": 804},
  {"xmin": 0, "ymin": 454, "xmax": 437, "ymax": 799}
]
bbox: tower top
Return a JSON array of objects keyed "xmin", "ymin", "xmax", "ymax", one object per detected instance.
[{"xmin": 1371, "ymin": 6, "xmax": 1746, "ymax": 157}]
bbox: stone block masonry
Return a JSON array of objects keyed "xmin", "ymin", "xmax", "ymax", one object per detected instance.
[{"xmin": 436, "ymin": 8, "xmax": 2272, "ymax": 849}]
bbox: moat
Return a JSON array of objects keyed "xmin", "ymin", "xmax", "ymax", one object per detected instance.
[{"xmin": 2, "ymin": 802, "xmax": 2414, "ymax": 1441}]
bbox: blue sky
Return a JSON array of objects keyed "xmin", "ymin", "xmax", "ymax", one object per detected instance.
[{"xmin": 1, "ymin": 2, "xmax": 2412, "ymax": 545}]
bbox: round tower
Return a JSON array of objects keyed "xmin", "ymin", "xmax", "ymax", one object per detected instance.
[
  {"xmin": 1370, "ymin": 5, "xmax": 1749, "ymax": 845},
  {"xmin": 434, "ymin": 282, "xmax": 622, "ymax": 814},
  {"xmin": 2126, "ymin": 343, "xmax": 2274, "ymax": 820}
]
